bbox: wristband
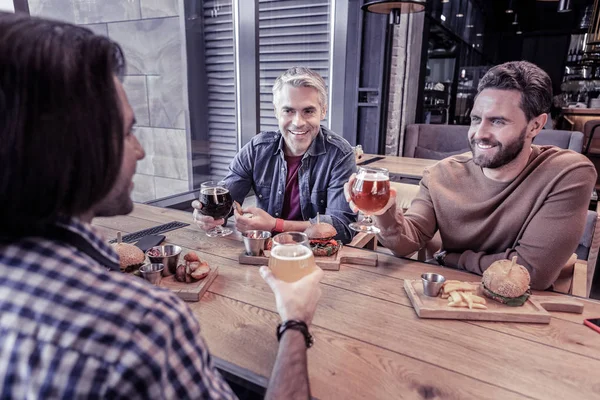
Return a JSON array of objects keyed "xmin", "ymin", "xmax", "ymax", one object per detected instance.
[
  {"xmin": 273, "ymin": 218, "xmax": 285, "ymax": 233},
  {"xmin": 276, "ymin": 320, "xmax": 314, "ymax": 348}
]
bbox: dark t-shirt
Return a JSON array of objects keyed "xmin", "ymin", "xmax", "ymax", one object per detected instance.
[{"xmin": 281, "ymin": 155, "xmax": 303, "ymax": 221}]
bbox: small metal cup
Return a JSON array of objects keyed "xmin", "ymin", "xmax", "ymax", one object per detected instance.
[
  {"xmin": 421, "ymin": 273, "xmax": 446, "ymax": 297},
  {"xmin": 140, "ymin": 263, "xmax": 164, "ymax": 285},
  {"xmin": 242, "ymin": 230, "xmax": 271, "ymax": 256},
  {"xmin": 146, "ymin": 245, "xmax": 182, "ymax": 276}
]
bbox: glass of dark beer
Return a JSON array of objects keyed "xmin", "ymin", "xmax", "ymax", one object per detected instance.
[
  {"xmin": 198, "ymin": 181, "xmax": 233, "ymax": 237},
  {"xmin": 349, "ymin": 167, "xmax": 390, "ymax": 234}
]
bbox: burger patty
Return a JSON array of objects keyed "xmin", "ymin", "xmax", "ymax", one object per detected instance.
[
  {"xmin": 482, "ymin": 283, "xmax": 530, "ymax": 307},
  {"xmin": 310, "ymin": 239, "xmax": 339, "ymax": 256}
]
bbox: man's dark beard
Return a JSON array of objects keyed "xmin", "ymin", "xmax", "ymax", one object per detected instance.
[{"xmin": 470, "ymin": 127, "xmax": 527, "ymax": 169}]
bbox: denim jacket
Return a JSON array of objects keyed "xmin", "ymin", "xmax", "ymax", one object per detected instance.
[{"xmin": 223, "ymin": 126, "xmax": 357, "ymax": 243}]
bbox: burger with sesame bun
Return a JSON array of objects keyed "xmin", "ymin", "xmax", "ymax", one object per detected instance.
[
  {"xmin": 112, "ymin": 242, "xmax": 145, "ymax": 273},
  {"xmin": 481, "ymin": 256, "xmax": 531, "ymax": 307},
  {"xmin": 304, "ymin": 222, "xmax": 340, "ymax": 257},
  {"xmin": 111, "ymin": 232, "xmax": 145, "ymax": 273}
]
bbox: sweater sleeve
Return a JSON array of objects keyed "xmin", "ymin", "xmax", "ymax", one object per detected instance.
[
  {"xmin": 374, "ymin": 169, "xmax": 438, "ymax": 256},
  {"xmin": 446, "ymin": 164, "xmax": 597, "ymax": 290}
]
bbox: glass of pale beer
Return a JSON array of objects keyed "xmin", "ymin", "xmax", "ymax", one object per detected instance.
[
  {"xmin": 349, "ymin": 166, "xmax": 390, "ymax": 234},
  {"xmin": 268, "ymin": 232, "xmax": 319, "ymax": 282}
]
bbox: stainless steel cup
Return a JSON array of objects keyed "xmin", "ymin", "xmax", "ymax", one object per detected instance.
[
  {"xmin": 242, "ymin": 230, "xmax": 271, "ymax": 256},
  {"xmin": 421, "ymin": 273, "xmax": 446, "ymax": 297},
  {"xmin": 146, "ymin": 245, "xmax": 182, "ymax": 276},
  {"xmin": 140, "ymin": 263, "xmax": 164, "ymax": 285}
]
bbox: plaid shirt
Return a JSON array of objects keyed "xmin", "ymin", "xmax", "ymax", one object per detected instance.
[{"xmin": 0, "ymin": 218, "xmax": 237, "ymax": 399}]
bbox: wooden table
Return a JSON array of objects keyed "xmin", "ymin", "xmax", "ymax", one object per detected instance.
[
  {"xmin": 561, "ymin": 107, "xmax": 600, "ymax": 134},
  {"xmin": 94, "ymin": 204, "xmax": 600, "ymax": 400},
  {"xmin": 358, "ymin": 154, "xmax": 438, "ymax": 180}
]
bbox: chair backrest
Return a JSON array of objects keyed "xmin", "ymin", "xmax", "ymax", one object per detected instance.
[
  {"xmin": 533, "ymin": 129, "xmax": 583, "ymax": 153},
  {"xmin": 403, "ymin": 124, "xmax": 469, "ymax": 159},
  {"xmin": 582, "ymin": 119, "xmax": 600, "ymax": 154},
  {"xmin": 404, "ymin": 124, "xmax": 584, "ymax": 159}
]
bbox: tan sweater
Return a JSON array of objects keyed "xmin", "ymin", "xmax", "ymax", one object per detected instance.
[{"xmin": 376, "ymin": 146, "xmax": 597, "ymax": 290}]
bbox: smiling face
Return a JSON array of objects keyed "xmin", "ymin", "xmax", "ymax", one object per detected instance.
[
  {"xmin": 468, "ymin": 89, "xmax": 545, "ymax": 178},
  {"xmin": 274, "ymin": 84, "xmax": 327, "ymax": 157}
]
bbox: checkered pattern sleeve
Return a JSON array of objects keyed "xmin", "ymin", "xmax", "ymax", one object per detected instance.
[{"xmin": 107, "ymin": 291, "xmax": 238, "ymax": 399}]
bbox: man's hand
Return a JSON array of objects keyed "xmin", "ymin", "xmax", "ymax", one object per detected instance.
[
  {"xmin": 235, "ymin": 206, "xmax": 276, "ymax": 232},
  {"xmin": 259, "ymin": 266, "xmax": 323, "ymax": 326},
  {"xmin": 343, "ymin": 173, "xmax": 398, "ymax": 215},
  {"xmin": 191, "ymin": 200, "xmax": 224, "ymax": 231}
]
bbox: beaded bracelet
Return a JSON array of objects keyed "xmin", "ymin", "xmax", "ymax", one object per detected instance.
[{"xmin": 276, "ymin": 320, "xmax": 314, "ymax": 348}]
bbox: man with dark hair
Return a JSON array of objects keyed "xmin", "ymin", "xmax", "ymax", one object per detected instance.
[
  {"xmin": 193, "ymin": 66, "xmax": 357, "ymax": 243},
  {"xmin": 346, "ymin": 61, "xmax": 597, "ymax": 290},
  {"xmin": 0, "ymin": 12, "xmax": 323, "ymax": 399}
]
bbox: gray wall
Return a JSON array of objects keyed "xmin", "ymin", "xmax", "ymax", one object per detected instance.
[{"xmin": 29, "ymin": 0, "xmax": 190, "ymax": 202}]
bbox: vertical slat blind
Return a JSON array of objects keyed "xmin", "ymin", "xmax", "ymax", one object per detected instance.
[
  {"xmin": 203, "ymin": 0, "xmax": 237, "ymax": 180},
  {"xmin": 202, "ymin": 0, "xmax": 332, "ymax": 180},
  {"xmin": 258, "ymin": 0, "xmax": 331, "ymax": 131}
]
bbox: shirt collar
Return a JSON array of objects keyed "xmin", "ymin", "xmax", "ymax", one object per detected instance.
[
  {"xmin": 275, "ymin": 126, "xmax": 326, "ymax": 157},
  {"xmin": 55, "ymin": 217, "xmax": 120, "ymax": 266}
]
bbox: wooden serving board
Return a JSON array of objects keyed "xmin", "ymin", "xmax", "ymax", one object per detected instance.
[
  {"xmin": 404, "ymin": 279, "xmax": 583, "ymax": 324},
  {"xmin": 159, "ymin": 266, "xmax": 219, "ymax": 302},
  {"xmin": 238, "ymin": 246, "xmax": 377, "ymax": 271}
]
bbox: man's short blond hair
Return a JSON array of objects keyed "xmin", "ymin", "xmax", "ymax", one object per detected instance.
[{"xmin": 272, "ymin": 66, "xmax": 328, "ymax": 109}]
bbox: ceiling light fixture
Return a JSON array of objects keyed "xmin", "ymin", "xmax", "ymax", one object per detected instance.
[
  {"xmin": 512, "ymin": 14, "xmax": 518, "ymax": 25},
  {"xmin": 506, "ymin": 0, "xmax": 514, "ymax": 14},
  {"xmin": 456, "ymin": 0, "xmax": 464, "ymax": 18},
  {"xmin": 362, "ymin": 0, "xmax": 426, "ymax": 21},
  {"xmin": 558, "ymin": 0, "xmax": 572, "ymax": 13}
]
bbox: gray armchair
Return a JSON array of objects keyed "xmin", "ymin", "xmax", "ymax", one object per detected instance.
[
  {"xmin": 403, "ymin": 124, "xmax": 469, "ymax": 159},
  {"xmin": 534, "ymin": 129, "xmax": 583, "ymax": 153},
  {"xmin": 403, "ymin": 124, "xmax": 584, "ymax": 160}
]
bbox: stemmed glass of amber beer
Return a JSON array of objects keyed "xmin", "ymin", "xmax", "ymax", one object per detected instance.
[
  {"xmin": 349, "ymin": 167, "xmax": 390, "ymax": 234},
  {"xmin": 268, "ymin": 232, "xmax": 319, "ymax": 282}
]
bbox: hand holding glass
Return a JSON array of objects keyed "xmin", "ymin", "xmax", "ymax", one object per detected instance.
[
  {"xmin": 197, "ymin": 181, "xmax": 233, "ymax": 237},
  {"xmin": 269, "ymin": 232, "xmax": 319, "ymax": 283},
  {"xmin": 349, "ymin": 167, "xmax": 390, "ymax": 234}
]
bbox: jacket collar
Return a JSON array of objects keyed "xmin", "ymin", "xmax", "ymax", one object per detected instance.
[{"xmin": 275, "ymin": 126, "xmax": 326, "ymax": 157}]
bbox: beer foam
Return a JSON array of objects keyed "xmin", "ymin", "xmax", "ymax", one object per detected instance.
[
  {"xmin": 359, "ymin": 172, "xmax": 389, "ymax": 181},
  {"xmin": 200, "ymin": 187, "xmax": 229, "ymax": 195},
  {"xmin": 270, "ymin": 244, "xmax": 312, "ymax": 260}
]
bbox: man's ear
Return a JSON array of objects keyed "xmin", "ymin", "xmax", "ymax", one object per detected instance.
[{"xmin": 528, "ymin": 113, "xmax": 547, "ymax": 139}]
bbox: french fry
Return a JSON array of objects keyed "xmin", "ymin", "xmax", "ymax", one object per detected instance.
[
  {"xmin": 443, "ymin": 280, "xmax": 463, "ymax": 286},
  {"xmin": 449, "ymin": 291, "xmax": 462, "ymax": 304},
  {"xmin": 443, "ymin": 282, "xmax": 479, "ymax": 294},
  {"xmin": 448, "ymin": 300, "xmax": 487, "ymax": 309},
  {"xmin": 459, "ymin": 291, "xmax": 474, "ymax": 309},
  {"xmin": 448, "ymin": 301, "xmax": 468, "ymax": 307},
  {"xmin": 470, "ymin": 294, "xmax": 487, "ymax": 305},
  {"xmin": 233, "ymin": 201, "xmax": 243, "ymax": 215}
]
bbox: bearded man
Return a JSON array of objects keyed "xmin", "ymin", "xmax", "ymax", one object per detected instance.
[{"xmin": 345, "ymin": 61, "xmax": 596, "ymax": 290}]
